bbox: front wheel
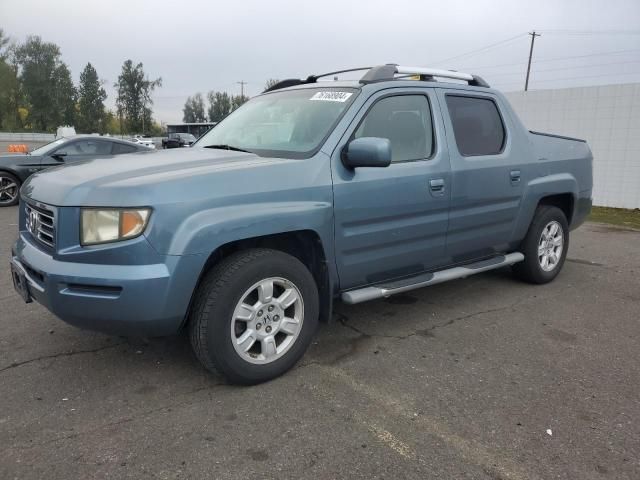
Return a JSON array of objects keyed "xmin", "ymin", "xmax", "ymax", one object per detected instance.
[
  {"xmin": 0, "ymin": 173, "xmax": 20, "ymax": 207},
  {"xmin": 513, "ymin": 205, "xmax": 569, "ymax": 284},
  {"xmin": 188, "ymin": 248, "xmax": 319, "ymax": 385}
]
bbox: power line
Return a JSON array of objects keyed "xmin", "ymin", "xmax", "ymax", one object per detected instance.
[
  {"xmin": 458, "ymin": 49, "xmax": 640, "ymax": 71},
  {"xmin": 537, "ymin": 49, "xmax": 640, "ymax": 62},
  {"xmin": 486, "ymin": 59, "xmax": 640, "ymax": 78},
  {"xmin": 538, "ymin": 29, "xmax": 640, "ymax": 35},
  {"xmin": 493, "ymin": 70, "xmax": 640, "ymax": 88},
  {"xmin": 430, "ymin": 33, "xmax": 528, "ymax": 66},
  {"xmin": 539, "ymin": 70, "xmax": 640, "ymax": 81}
]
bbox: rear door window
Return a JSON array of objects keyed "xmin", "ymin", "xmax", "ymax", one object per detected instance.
[{"xmin": 445, "ymin": 95, "xmax": 505, "ymax": 156}]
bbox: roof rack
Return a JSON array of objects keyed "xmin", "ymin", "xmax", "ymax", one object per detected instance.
[
  {"xmin": 263, "ymin": 67, "xmax": 372, "ymax": 93},
  {"xmin": 262, "ymin": 64, "xmax": 489, "ymax": 93},
  {"xmin": 361, "ymin": 64, "xmax": 490, "ymax": 87}
]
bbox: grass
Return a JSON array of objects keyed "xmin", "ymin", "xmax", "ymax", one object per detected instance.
[{"xmin": 588, "ymin": 206, "xmax": 640, "ymax": 230}]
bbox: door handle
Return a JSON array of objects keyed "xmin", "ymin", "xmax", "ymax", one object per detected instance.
[
  {"xmin": 510, "ymin": 170, "xmax": 521, "ymax": 184},
  {"xmin": 429, "ymin": 178, "xmax": 445, "ymax": 193}
]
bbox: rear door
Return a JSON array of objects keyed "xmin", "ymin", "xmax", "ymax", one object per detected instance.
[
  {"xmin": 332, "ymin": 88, "xmax": 451, "ymax": 290},
  {"xmin": 437, "ymin": 90, "xmax": 524, "ymax": 262}
]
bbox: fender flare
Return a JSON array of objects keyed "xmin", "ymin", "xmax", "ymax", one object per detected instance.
[{"xmin": 512, "ymin": 173, "xmax": 578, "ymax": 241}]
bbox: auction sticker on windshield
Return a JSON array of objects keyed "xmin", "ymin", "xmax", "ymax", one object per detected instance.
[{"xmin": 310, "ymin": 91, "xmax": 353, "ymax": 102}]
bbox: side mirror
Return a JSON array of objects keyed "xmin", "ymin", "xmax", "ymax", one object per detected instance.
[
  {"xmin": 342, "ymin": 137, "xmax": 392, "ymax": 169},
  {"xmin": 51, "ymin": 152, "xmax": 67, "ymax": 161}
]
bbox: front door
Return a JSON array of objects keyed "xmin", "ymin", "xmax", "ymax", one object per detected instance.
[{"xmin": 332, "ymin": 89, "xmax": 451, "ymax": 290}]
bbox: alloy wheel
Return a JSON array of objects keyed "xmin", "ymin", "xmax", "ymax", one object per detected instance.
[
  {"xmin": 0, "ymin": 176, "xmax": 19, "ymax": 205},
  {"xmin": 230, "ymin": 277, "xmax": 304, "ymax": 365},
  {"xmin": 538, "ymin": 220, "xmax": 564, "ymax": 272}
]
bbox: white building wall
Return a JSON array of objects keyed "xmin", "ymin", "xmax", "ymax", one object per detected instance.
[{"xmin": 505, "ymin": 83, "xmax": 640, "ymax": 209}]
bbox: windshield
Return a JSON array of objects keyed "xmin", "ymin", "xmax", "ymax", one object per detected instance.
[
  {"xmin": 195, "ymin": 87, "xmax": 358, "ymax": 158},
  {"xmin": 181, "ymin": 134, "xmax": 196, "ymax": 141},
  {"xmin": 30, "ymin": 138, "xmax": 66, "ymax": 156}
]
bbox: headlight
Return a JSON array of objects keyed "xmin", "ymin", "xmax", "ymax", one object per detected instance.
[{"xmin": 81, "ymin": 208, "xmax": 151, "ymax": 245}]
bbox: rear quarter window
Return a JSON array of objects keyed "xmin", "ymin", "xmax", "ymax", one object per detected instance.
[
  {"xmin": 445, "ymin": 95, "xmax": 505, "ymax": 156},
  {"xmin": 112, "ymin": 142, "xmax": 139, "ymax": 154}
]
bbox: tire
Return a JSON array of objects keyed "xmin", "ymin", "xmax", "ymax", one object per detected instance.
[
  {"xmin": 188, "ymin": 248, "xmax": 319, "ymax": 385},
  {"xmin": 513, "ymin": 205, "xmax": 569, "ymax": 284},
  {"xmin": 0, "ymin": 172, "xmax": 21, "ymax": 207}
]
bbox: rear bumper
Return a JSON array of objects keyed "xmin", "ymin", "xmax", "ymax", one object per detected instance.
[{"xmin": 11, "ymin": 233, "xmax": 205, "ymax": 336}]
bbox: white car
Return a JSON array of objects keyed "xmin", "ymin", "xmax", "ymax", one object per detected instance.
[{"xmin": 131, "ymin": 136, "xmax": 156, "ymax": 149}]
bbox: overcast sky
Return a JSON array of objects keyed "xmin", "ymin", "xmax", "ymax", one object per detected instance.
[{"xmin": 1, "ymin": 0, "xmax": 639, "ymax": 124}]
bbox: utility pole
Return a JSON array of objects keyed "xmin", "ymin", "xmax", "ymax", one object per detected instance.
[
  {"xmin": 237, "ymin": 80, "xmax": 247, "ymax": 98},
  {"xmin": 524, "ymin": 31, "xmax": 541, "ymax": 92}
]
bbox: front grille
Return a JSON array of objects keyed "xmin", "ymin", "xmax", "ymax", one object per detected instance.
[{"xmin": 25, "ymin": 203, "xmax": 56, "ymax": 248}]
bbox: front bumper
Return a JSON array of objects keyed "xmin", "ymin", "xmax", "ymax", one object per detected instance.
[{"xmin": 11, "ymin": 233, "xmax": 205, "ymax": 336}]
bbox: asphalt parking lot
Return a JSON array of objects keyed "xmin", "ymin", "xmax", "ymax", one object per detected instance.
[{"xmin": 1, "ymin": 205, "xmax": 639, "ymax": 480}]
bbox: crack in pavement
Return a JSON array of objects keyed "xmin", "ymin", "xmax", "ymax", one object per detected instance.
[
  {"xmin": 416, "ymin": 301, "xmax": 520, "ymax": 335},
  {"xmin": 0, "ymin": 342, "xmax": 126, "ymax": 374},
  {"xmin": 337, "ymin": 300, "xmax": 518, "ymax": 341},
  {"xmin": 295, "ymin": 359, "xmax": 322, "ymax": 370},
  {"xmin": 566, "ymin": 257, "xmax": 606, "ymax": 268},
  {"xmin": 325, "ymin": 301, "xmax": 520, "ymax": 365}
]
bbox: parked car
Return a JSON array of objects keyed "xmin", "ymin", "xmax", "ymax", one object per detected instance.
[
  {"xmin": 0, "ymin": 135, "xmax": 150, "ymax": 206},
  {"xmin": 162, "ymin": 133, "xmax": 196, "ymax": 149},
  {"xmin": 10, "ymin": 65, "xmax": 593, "ymax": 384},
  {"xmin": 131, "ymin": 135, "xmax": 157, "ymax": 149}
]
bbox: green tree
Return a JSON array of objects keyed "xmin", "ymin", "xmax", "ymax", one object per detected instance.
[
  {"xmin": 77, "ymin": 62, "xmax": 107, "ymax": 133},
  {"xmin": 114, "ymin": 59, "xmax": 161, "ymax": 134},
  {"xmin": 206, "ymin": 91, "xmax": 231, "ymax": 122},
  {"xmin": 147, "ymin": 121, "xmax": 165, "ymax": 137},
  {"xmin": 0, "ymin": 59, "xmax": 19, "ymax": 130},
  {"xmin": 0, "ymin": 29, "xmax": 11, "ymax": 60},
  {"xmin": 0, "ymin": 29, "xmax": 21, "ymax": 130},
  {"xmin": 52, "ymin": 63, "xmax": 76, "ymax": 127},
  {"xmin": 14, "ymin": 36, "xmax": 75, "ymax": 131},
  {"xmin": 183, "ymin": 93, "xmax": 206, "ymax": 123},
  {"xmin": 231, "ymin": 94, "xmax": 249, "ymax": 111},
  {"xmin": 103, "ymin": 110, "xmax": 122, "ymax": 135},
  {"xmin": 264, "ymin": 78, "xmax": 280, "ymax": 91}
]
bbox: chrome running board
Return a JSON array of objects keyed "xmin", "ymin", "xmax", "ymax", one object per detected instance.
[{"xmin": 341, "ymin": 252, "xmax": 525, "ymax": 305}]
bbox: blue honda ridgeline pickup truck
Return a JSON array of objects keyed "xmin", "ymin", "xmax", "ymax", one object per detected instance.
[{"xmin": 10, "ymin": 65, "xmax": 593, "ymax": 384}]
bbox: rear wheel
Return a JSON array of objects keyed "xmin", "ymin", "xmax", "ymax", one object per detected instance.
[
  {"xmin": 513, "ymin": 205, "xmax": 569, "ymax": 284},
  {"xmin": 0, "ymin": 173, "xmax": 20, "ymax": 207},
  {"xmin": 188, "ymin": 248, "xmax": 319, "ymax": 385}
]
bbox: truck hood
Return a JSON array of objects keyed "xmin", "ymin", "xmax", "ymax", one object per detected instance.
[{"xmin": 22, "ymin": 147, "xmax": 295, "ymax": 206}]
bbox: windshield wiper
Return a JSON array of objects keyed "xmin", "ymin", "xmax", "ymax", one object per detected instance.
[{"xmin": 204, "ymin": 144, "xmax": 253, "ymax": 153}]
